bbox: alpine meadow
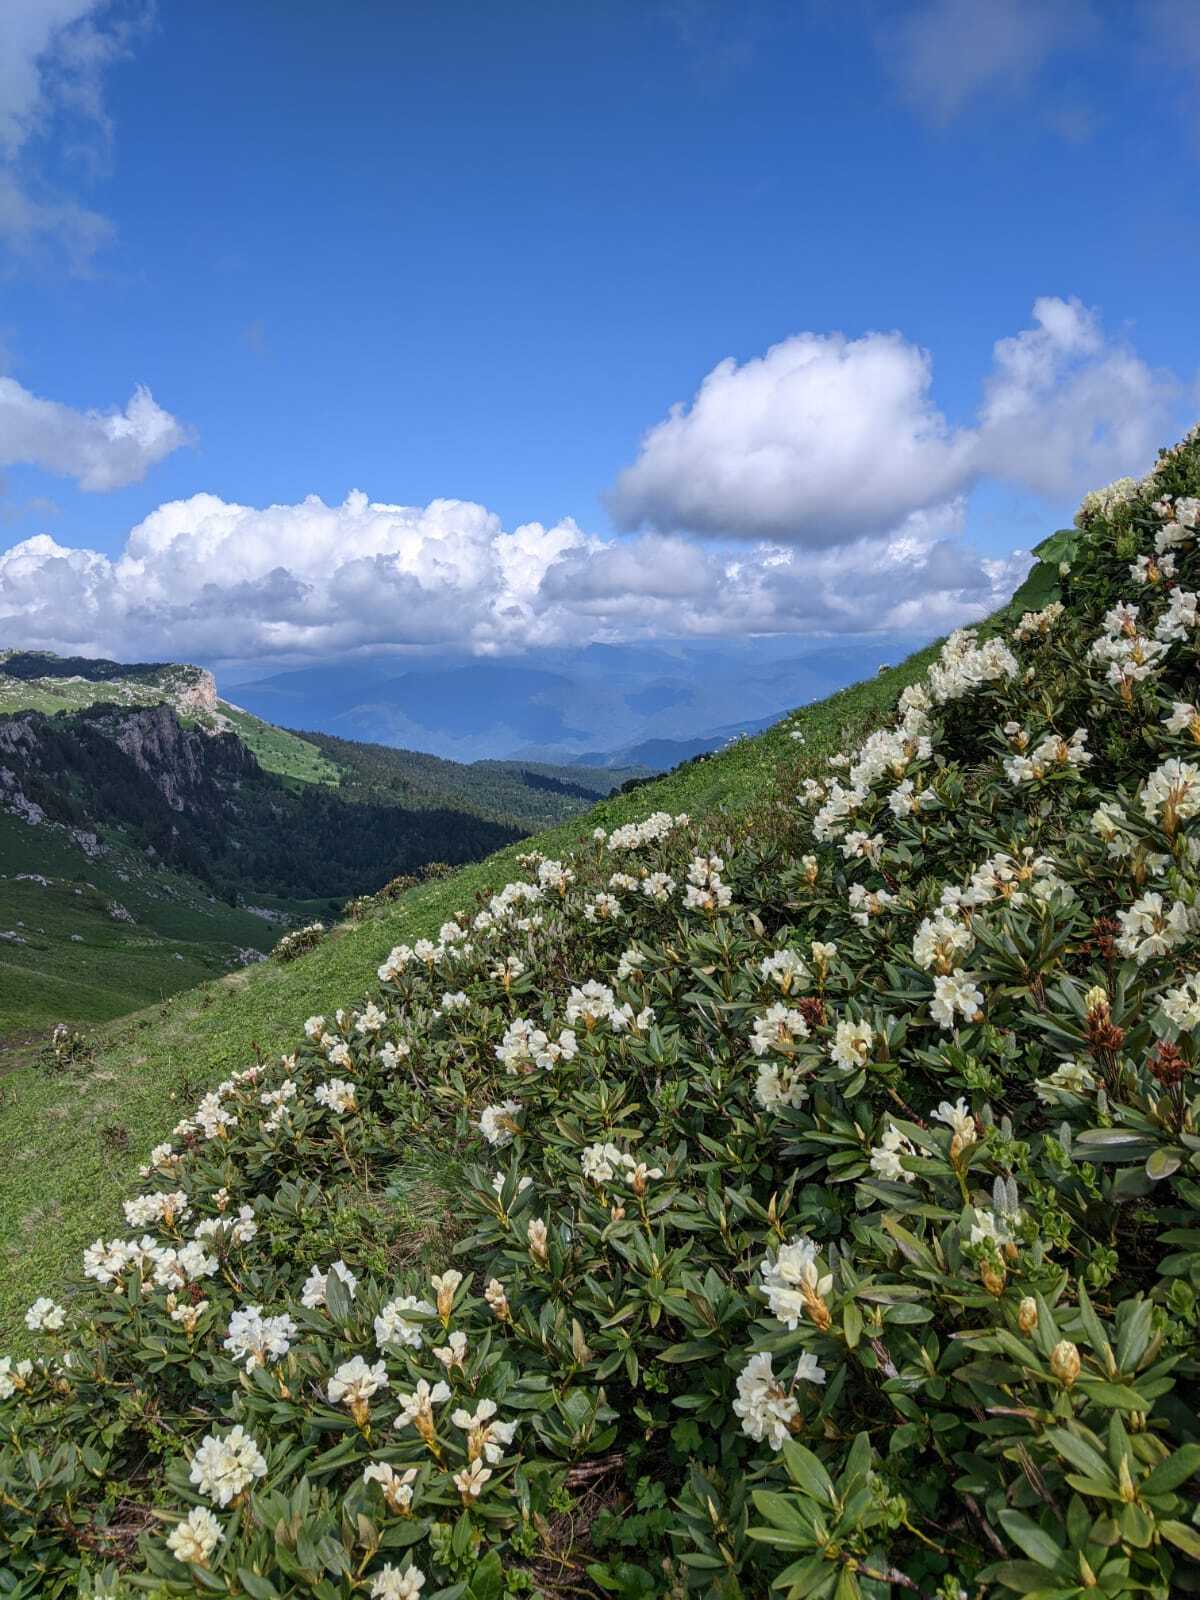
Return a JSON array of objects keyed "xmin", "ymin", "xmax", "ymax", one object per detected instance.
[{"xmin": 3, "ymin": 430, "xmax": 1200, "ymax": 1599}]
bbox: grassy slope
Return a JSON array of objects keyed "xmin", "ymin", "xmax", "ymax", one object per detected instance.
[
  {"xmin": 0, "ymin": 812, "xmax": 307, "ymax": 1036},
  {"xmin": 0, "ymin": 673, "xmax": 179, "ymax": 718},
  {"xmin": 0, "ymin": 638, "xmax": 938, "ymax": 1348},
  {"xmin": 216, "ymin": 703, "xmax": 342, "ymax": 785}
]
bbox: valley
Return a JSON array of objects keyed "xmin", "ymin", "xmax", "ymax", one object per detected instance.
[{"xmin": 0, "ymin": 653, "xmax": 641, "ymax": 1038}]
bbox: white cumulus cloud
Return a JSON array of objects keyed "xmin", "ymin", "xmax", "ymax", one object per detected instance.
[
  {"xmin": 5, "ymin": 296, "xmax": 1178, "ymax": 667},
  {"xmin": 0, "ymin": 375, "xmax": 189, "ymax": 490},
  {"xmin": 0, "ymin": 486, "xmax": 1029, "ymax": 667},
  {"xmin": 608, "ymin": 297, "xmax": 1176, "ymax": 544}
]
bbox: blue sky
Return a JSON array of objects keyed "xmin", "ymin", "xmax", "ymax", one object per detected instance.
[{"xmin": 0, "ymin": 0, "xmax": 1198, "ymax": 669}]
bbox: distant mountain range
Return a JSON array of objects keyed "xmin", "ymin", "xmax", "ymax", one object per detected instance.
[{"xmin": 225, "ymin": 634, "xmax": 922, "ymax": 766}]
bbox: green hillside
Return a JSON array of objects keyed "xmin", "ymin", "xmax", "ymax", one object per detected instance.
[
  {"xmin": 0, "ymin": 810, "xmax": 294, "ymax": 1035},
  {"xmin": 5, "ymin": 431, "xmax": 1200, "ymax": 1597},
  {"xmin": 0, "ymin": 643, "xmax": 934, "ymax": 1353},
  {"xmin": 217, "ymin": 705, "xmax": 342, "ymax": 785}
]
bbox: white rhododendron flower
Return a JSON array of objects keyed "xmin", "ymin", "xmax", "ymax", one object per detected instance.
[
  {"xmin": 581, "ymin": 1142, "xmax": 635, "ymax": 1183},
  {"xmin": 759, "ymin": 1236, "xmax": 832, "ymax": 1329},
  {"xmin": 759, "ymin": 948, "xmax": 810, "ymax": 991},
  {"xmin": 223, "ymin": 1306, "xmax": 297, "ymax": 1372},
  {"xmin": 1116, "ymin": 894, "xmax": 1194, "ymax": 964},
  {"xmin": 363, "ymin": 1461, "xmax": 418, "ymax": 1513},
  {"xmin": 829, "ymin": 1018, "xmax": 872, "ymax": 1071},
  {"xmin": 0, "ymin": 1358, "xmax": 33, "ymax": 1398},
  {"xmin": 933, "ymin": 1099, "xmax": 977, "ymax": 1148},
  {"xmin": 433, "ymin": 1329, "xmax": 468, "ymax": 1370},
  {"xmin": 452, "ymin": 1397, "xmax": 517, "ymax": 1463},
  {"xmin": 453, "ymin": 1458, "xmax": 493, "ymax": 1498},
  {"xmin": 301, "ymin": 1259, "xmax": 358, "ymax": 1309},
  {"xmin": 189, "ymin": 1426, "xmax": 267, "ymax": 1506},
  {"xmin": 732, "ymin": 1350, "xmax": 823, "ymax": 1449},
  {"xmin": 328, "ymin": 1355, "xmax": 389, "ymax": 1408},
  {"xmin": 479, "ymin": 1099, "xmax": 522, "ymax": 1146},
  {"xmin": 869, "ymin": 1124, "xmax": 916, "ymax": 1183},
  {"xmin": 750, "ymin": 1003, "xmax": 809, "ymax": 1057},
  {"xmin": 1160, "ymin": 974, "xmax": 1200, "ymax": 1031},
  {"xmin": 123, "ymin": 1190, "xmax": 190, "ymax": 1229},
  {"xmin": 375, "ymin": 1295, "xmax": 435, "ymax": 1351},
  {"xmin": 166, "ymin": 1505, "xmax": 223, "ymax": 1565},
  {"xmin": 370, "ymin": 1564, "xmax": 426, "ymax": 1599},
  {"xmin": 394, "ymin": 1378, "xmax": 451, "ymax": 1432},
  {"xmin": 314, "ymin": 1078, "xmax": 357, "ymax": 1113},
  {"xmin": 24, "ymin": 1298, "xmax": 65, "ymax": 1333},
  {"xmin": 754, "ymin": 1060, "xmax": 808, "ymax": 1111},
  {"xmin": 1141, "ymin": 758, "xmax": 1200, "ymax": 828},
  {"xmin": 1164, "ymin": 701, "xmax": 1200, "ymax": 739},
  {"xmin": 931, "ymin": 969, "xmax": 983, "ymax": 1029},
  {"xmin": 1035, "ymin": 1061, "xmax": 1097, "ymax": 1102},
  {"xmin": 912, "ymin": 913, "xmax": 973, "ymax": 973}
]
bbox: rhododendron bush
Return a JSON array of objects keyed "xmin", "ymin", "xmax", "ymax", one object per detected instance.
[{"xmin": 4, "ymin": 431, "xmax": 1200, "ymax": 1598}]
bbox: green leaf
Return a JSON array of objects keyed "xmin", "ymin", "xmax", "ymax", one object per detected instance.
[
  {"xmin": 1073, "ymin": 1129, "xmax": 1157, "ymax": 1162},
  {"xmin": 1118, "ymin": 1499, "xmax": 1154, "ymax": 1548},
  {"xmin": 1074, "ymin": 1380, "xmax": 1151, "ymax": 1411},
  {"xmin": 1159, "ymin": 1520, "xmax": 1200, "ymax": 1558},
  {"xmin": 1115, "ymin": 1297, "xmax": 1154, "ymax": 1371},
  {"xmin": 976, "ymin": 1559, "xmax": 1059, "ymax": 1594},
  {"xmin": 751, "ymin": 1490, "xmax": 817, "ymax": 1538},
  {"xmin": 997, "ymin": 1510, "xmax": 1069, "ymax": 1572},
  {"xmin": 236, "ymin": 1573, "xmax": 283, "ymax": 1600},
  {"xmin": 1146, "ymin": 1148, "xmax": 1182, "ymax": 1181},
  {"xmin": 842, "ymin": 1300, "xmax": 862, "ymax": 1349},
  {"xmin": 1140, "ymin": 1443, "xmax": 1200, "ymax": 1496},
  {"xmin": 1045, "ymin": 1428, "xmax": 1113, "ymax": 1485},
  {"xmin": 880, "ymin": 1214, "xmax": 938, "ymax": 1271},
  {"xmin": 771, "ymin": 1553, "xmax": 836, "ymax": 1595},
  {"xmin": 780, "ymin": 1442, "xmax": 836, "ymax": 1506},
  {"xmin": 658, "ymin": 1339, "xmax": 721, "ymax": 1363}
]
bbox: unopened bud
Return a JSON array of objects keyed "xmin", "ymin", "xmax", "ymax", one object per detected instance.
[
  {"xmin": 1050, "ymin": 1339, "xmax": 1080, "ymax": 1387},
  {"xmin": 527, "ymin": 1217, "xmax": 549, "ymax": 1264},
  {"xmin": 1084, "ymin": 985, "xmax": 1108, "ymax": 1014},
  {"xmin": 980, "ymin": 1259, "xmax": 1006, "ymax": 1296},
  {"xmin": 949, "ymin": 1129, "xmax": 974, "ymax": 1163},
  {"xmin": 483, "ymin": 1278, "xmax": 509, "ymax": 1322},
  {"xmin": 1017, "ymin": 1297, "xmax": 1038, "ymax": 1334}
]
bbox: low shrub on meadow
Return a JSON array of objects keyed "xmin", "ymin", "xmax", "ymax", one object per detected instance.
[
  {"xmin": 272, "ymin": 923, "xmax": 328, "ymax": 964},
  {"xmin": 3, "ymin": 431, "xmax": 1200, "ymax": 1597}
]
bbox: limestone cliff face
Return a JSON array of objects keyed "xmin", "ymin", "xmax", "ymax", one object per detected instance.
[
  {"xmin": 172, "ymin": 667, "xmax": 218, "ymax": 717},
  {"xmin": 104, "ymin": 704, "xmax": 257, "ymax": 811},
  {"xmin": 0, "ymin": 703, "xmax": 260, "ymax": 830}
]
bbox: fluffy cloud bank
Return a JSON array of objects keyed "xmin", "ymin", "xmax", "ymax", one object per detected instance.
[
  {"xmin": 0, "ymin": 376, "xmax": 189, "ymax": 490},
  {"xmin": 609, "ymin": 297, "xmax": 1175, "ymax": 544},
  {"xmin": 3, "ymin": 295, "xmax": 1178, "ymax": 665},
  {"xmin": 0, "ymin": 489, "xmax": 1028, "ymax": 665}
]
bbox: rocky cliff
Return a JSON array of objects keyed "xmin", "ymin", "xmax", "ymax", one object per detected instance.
[{"xmin": 102, "ymin": 703, "xmax": 257, "ymax": 810}]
